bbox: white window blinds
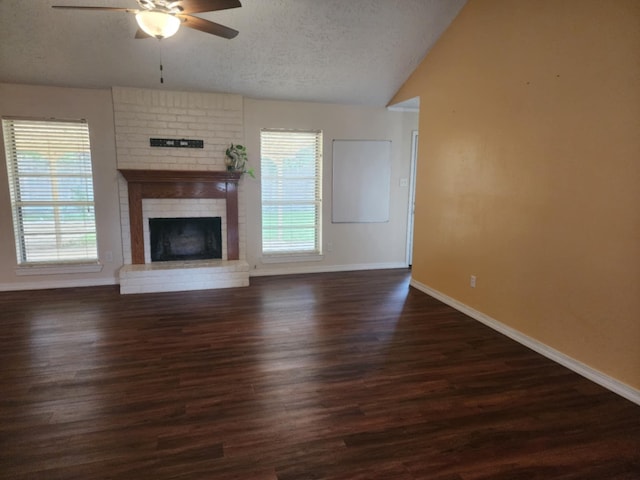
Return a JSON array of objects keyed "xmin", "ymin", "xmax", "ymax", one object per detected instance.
[
  {"xmin": 260, "ymin": 129, "xmax": 322, "ymax": 255},
  {"xmin": 2, "ymin": 118, "xmax": 98, "ymax": 264}
]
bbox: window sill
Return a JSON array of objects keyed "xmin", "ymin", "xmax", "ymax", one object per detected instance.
[
  {"xmin": 15, "ymin": 262, "xmax": 104, "ymax": 276},
  {"xmin": 262, "ymin": 254, "xmax": 324, "ymax": 264}
]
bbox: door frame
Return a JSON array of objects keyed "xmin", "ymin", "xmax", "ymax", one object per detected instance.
[{"xmin": 406, "ymin": 129, "xmax": 418, "ymax": 267}]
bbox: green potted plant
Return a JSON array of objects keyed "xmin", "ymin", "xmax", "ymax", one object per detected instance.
[{"xmin": 225, "ymin": 143, "xmax": 255, "ymax": 177}]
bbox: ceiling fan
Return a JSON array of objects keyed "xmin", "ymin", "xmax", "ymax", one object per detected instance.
[{"xmin": 52, "ymin": 0, "xmax": 242, "ymax": 40}]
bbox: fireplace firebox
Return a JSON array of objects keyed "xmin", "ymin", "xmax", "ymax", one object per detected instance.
[{"xmin": 149, "ymin": 217, "xmax": 222, "ymax": 262}]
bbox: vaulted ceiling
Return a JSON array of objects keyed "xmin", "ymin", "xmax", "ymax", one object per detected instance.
[{"xmin": 0, "ymin": 0, "xmax": 466, "ymax": 106}]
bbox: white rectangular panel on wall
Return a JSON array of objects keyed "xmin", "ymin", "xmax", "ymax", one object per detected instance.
[{"xmin": 332, "ymin": 140, "xmax": 392, "ymax": 223}]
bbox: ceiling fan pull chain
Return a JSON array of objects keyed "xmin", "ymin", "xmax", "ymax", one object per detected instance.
[{"xmin": 159, "ymin": 39, "xmax": 164, "ymax": 84}]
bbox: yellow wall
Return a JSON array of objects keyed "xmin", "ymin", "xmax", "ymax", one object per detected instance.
[{"xmin": 391, "ymin": 0, "xmax": 640, "ymax": 389}]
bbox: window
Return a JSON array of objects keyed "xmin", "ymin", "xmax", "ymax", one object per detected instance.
[
  {"xmin": 260, "ymin": 129, "xmax": 322, "ymax": 256},
  {"xmin": 2, "ymin": 118, "xmax": 98, "ymax": 265}
]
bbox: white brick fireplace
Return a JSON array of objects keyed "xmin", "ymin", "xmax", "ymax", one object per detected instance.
[{"xmin": 113, "ymin": 87, "xmax": 249, "ymax": 294}]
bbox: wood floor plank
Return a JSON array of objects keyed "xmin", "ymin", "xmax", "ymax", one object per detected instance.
[{"xmin": 0, "ymin": 269, "xmax": 638, "ymax": 479}]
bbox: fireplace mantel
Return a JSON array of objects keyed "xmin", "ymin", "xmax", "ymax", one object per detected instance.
[
  {"xmin": 119, "ymin": 169, "xmax": 241, "ymax": 264},
  {"xmin": 119, "ymin": 169, "xmax": 242, "ymax": 184}
]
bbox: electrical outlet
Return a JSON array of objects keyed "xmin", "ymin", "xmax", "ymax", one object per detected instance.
[
  {"xmin": 470, "ymin": 275, "xmax": 477, "ymax": 288},
  {"xmin": 104, "ymin": 251, "xmax": 113, "ymax": 263},
  {"xmin": 326, "ymin": 241, "xmax": 333, "ymax": 252},
  {"xmin": 399, "ymin": 178, "xmax": 409, "ymax": 187}
]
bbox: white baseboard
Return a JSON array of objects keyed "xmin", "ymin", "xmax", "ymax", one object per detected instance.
[
  {"xmin": 410, "ymin": 278, "xmax": 640, "ymax": 406},
  {"xmin": 0, "ymin": 277, "xmax": 118, "ymax": 292},
  {"xmin": 250, "ymin": 262, "xmax": 408, "ymax": 277}
]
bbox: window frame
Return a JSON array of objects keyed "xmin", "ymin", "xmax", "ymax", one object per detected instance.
[
  {"xmin": 260, "ymin": 128, "xmax": 323, "ymax": 259},
  {"xmin": 2, "ymin": 117, "xmax": 100, "ymax": 267}
]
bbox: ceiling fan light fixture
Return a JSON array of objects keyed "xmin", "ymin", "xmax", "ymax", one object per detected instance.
[{"xmin": 135, "ymin": 10, "xmax": 180, "ymax": 39}]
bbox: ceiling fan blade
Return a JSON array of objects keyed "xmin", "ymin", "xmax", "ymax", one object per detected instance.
[
  {"xmin": 176, "ymin": 0, "xmax": 241, "ymax": 14},
  {"xmin": 176, "ymin": 14, "xmax": 238, "ymax": 39},
  {"xmin": 52, "ymin": 6, "xmax": 137, "ymax": 13}
]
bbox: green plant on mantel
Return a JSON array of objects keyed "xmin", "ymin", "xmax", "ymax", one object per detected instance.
[{"xmin": 225, "ymin": 143, "xmax": 255, "ymax": 178}]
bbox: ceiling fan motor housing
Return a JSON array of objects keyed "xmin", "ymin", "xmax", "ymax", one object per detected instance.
[{"xmin": 138, "ymin": 0, "xmax": 184, "ymax": 13}]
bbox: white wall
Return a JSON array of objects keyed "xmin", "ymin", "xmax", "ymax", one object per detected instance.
[
  {"xmin": 0, "ymin": 84, "xmax": 417, "ymax": 290},
  {"xmin": 0, "ymin": 83, "xmax": 123, "ymax": 290},
  {"xmin": 243, "ymin": 98, "xmax": 418, "ymax": 276}
]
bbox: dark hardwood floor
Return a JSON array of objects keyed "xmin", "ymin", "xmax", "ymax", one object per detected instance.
[{"xmin": 0, "ymin": 269, "xmax": 638, "ymax": 479}]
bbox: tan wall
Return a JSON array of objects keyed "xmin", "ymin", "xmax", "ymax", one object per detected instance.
[{"xmin": 390, "ymin": 0, "xmax": 640, "ymax": 389}]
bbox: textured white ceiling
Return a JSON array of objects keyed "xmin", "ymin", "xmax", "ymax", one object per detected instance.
[{"xmin": 0, "ymin": 0, "xmax": 465, "ymax": 106}]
